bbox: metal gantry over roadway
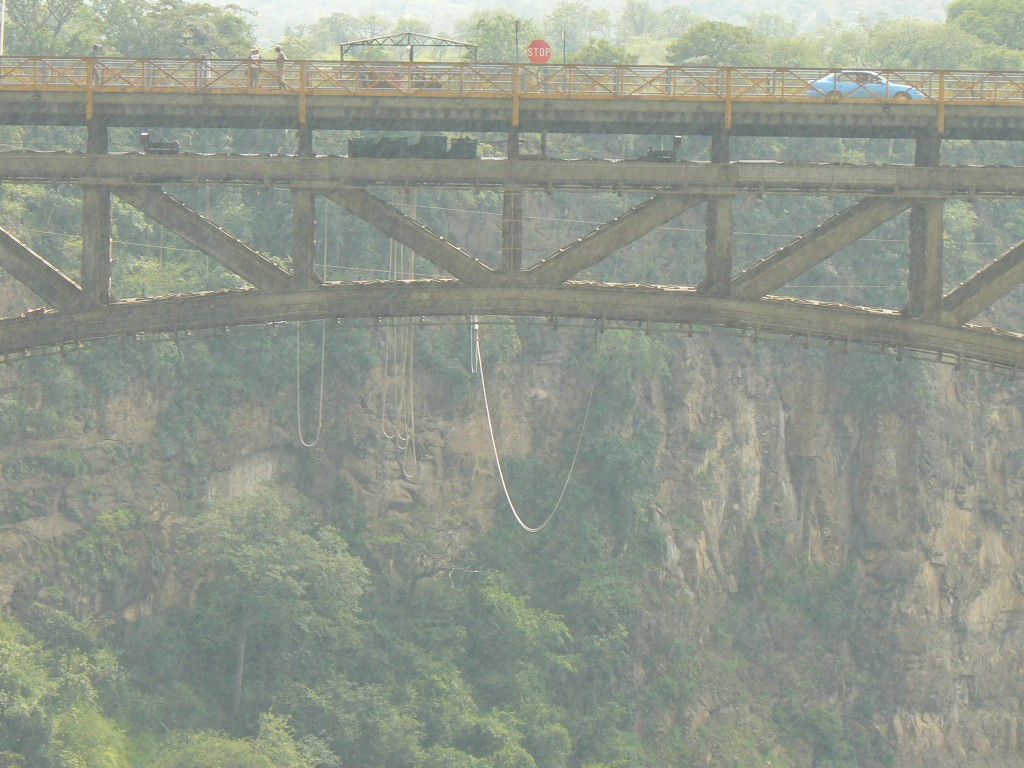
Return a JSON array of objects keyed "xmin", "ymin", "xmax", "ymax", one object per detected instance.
[{"xmin": 2, "ymin": 55, "xmax": 1024, "ymax": 368}]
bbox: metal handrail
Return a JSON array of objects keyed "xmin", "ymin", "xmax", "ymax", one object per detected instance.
[{"xmin": 2, "ymin": 57, "xmax": 1024, "ymax": 105}]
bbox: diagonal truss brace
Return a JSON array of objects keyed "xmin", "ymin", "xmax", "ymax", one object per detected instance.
[
  {"xmin": 115, "ymin": 186, "xmax": 293, "ymax": 291},
  {"xmin": 732, "ymin": 198, "xmax": 913, "ymax": 300},
  {"xmin": 0, "ymin": 226, "xmax": 84, "ymax": 310},
  {"xmin": 520, "ymin": 194, "xmax": 705, "ymax": 286},
  {"xmin": 324, "ymin": 189, "xmax": 494, "ymax": 284},
  {"xmin": 943, "ymin": 239, "xmax": 1024, "ymax": 326}
]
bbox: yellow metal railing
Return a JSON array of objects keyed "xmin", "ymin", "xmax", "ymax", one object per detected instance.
[{"xmin": 3, "ymin": 57, "xmax": 1024, "ymax": 107}]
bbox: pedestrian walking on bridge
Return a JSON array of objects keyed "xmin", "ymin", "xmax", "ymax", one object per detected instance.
[
  {"xmin": 274, "ymin": 45, "xmax": 286, "ymax": 88},
  {"xmin": 248, "ymin": 46, "xmax": 261, "ymax": 87}
]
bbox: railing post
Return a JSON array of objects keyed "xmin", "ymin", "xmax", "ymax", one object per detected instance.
[
  {"xmin": 724, "ymin": 68, "xmax": 733, "ymax": 131},
  {"xmin": 938, "ymin": 71, "xmax": 945, "ymax": 134},
  {"xmin": 512, "ymin": 64, "xmax": 520, "ymax": 128}
]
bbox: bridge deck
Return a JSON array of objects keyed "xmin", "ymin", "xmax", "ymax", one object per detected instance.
[{"xmin": 1, "ymin": 57, "xmax": 1024, "ymax": 138}]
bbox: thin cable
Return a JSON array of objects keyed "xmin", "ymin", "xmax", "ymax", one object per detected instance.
[
  {"xmin": 296, "ymin": 320, "xmax": 327, "ymax": 447},
  {"xmin": 401, "ymin": 322, "xmax": 419, "ymax": 478},
  {"xmin": 296, "ymin": 215, "xmax": 331, "ymax": 448},
  {"xmin": 475, "ymin": 321, "xmax": 602, "ymax": 533},
  {"xmin": 380, "ymin": 238, "xmax": 400, "ymax": 439}
]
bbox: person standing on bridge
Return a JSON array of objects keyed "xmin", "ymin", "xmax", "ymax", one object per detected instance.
[
  {"xmin": 248, "ymin": 46, "xmax": 261, "ymax": 88},
  {"xmin": 90, "ymin": 43, "xmax": 101, "ymax": 85},
  {"xmin": 199, "ymin": 54, "xmax": 210, "ymax": 87},
  {"xmin": 274, "ymin": 45, "xmax": 286, "ymax": 88}
]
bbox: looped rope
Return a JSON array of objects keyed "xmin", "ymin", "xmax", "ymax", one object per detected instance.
[
  {"xmin": 475, "ymin": 320, "xmax": 602, "ymax": 533},
  {"xmin": 296, "ymin": 320, "xmax": 327, "ymax": 447}
]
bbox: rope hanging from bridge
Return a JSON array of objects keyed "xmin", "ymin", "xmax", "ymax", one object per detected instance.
[
  {"xmin": 379, "ymin": 193, "xmax": 420, "ymax": 477},
  {"xmin": 295, "ymin": 214, "xmax": 332, "ymax": 448},
  {"xmin": 474, "ymin": 319, "xmax": 603, "ymax": 534},
  {"xmin": 295, "ymin": 320, "xmax": 327, "ymax": 447}
]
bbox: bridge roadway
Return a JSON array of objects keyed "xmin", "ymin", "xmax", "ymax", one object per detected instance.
[{"xmin": 2, "ymin": 57, "xmax": 1024, "ymax": 368}]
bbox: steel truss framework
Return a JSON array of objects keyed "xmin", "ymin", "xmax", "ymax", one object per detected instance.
[{"xmin": 1, "ymin": 66, "xmax": 1024, "ymax": 369}]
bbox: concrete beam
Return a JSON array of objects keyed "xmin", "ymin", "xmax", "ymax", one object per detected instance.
[
  {"xmin": 906, "ymin": 200, "xmax": 944, "ymax": 320},
  {"xmin": 906, "ymin": 134, "xmax": 943, "ymax": 321},
  {"xmin": 521, "ymin": 194, "xmax": 704, "ymax": 286},
  {"xmin": 943, "ymin": 240, "xmax": 1024, "ymax": 325},
  {"xmin": 703, "ymin": 132, "xmax": 732, "ymax": 296},
  {"xmin": 115, "ymin": 186, "xmax": 293, "ymax": 291},
  {"xmin": 3, "ymin": 155, "xmax": 1024, "ymax": 199},
  {"xmin": 291, "ymin": 191, "xmax": 317, "ymax": 287},
  {"xmin": 0, "ymin": 227, "xmax": 83, "ymax": 311},
  {"xmin": 2, "ymin": 283, "xmax": 1023, "ymax": 370},
  {"xmin": 501, "ymin": 191, "xmax": 522, "ymax": 275},
  {"xmin": 324, "ymin": 188, "xmax": 494, "ymax": 284},
  {"xmin": 732, "ymin": 198, "xmax": 912, "ymax": 300},
  {"xmin": 81, "ymin": 186, "xmax": 112, "ymax": 308}
]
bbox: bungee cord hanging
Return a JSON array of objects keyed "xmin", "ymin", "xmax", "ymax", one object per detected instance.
[
  {"xmin": 379, "ymin": 190, "xmax": 420, "ymax": 478},
  {"xmin": 296, "ymin": 320, "xmax": 327, "ymax": 447},
  {"xmin": 474, "ymin": 317, "xmax": 603, "ymax": 534},
  {"xmin": 295, "ymin": 213, "xmax": 331, "ymax": 448}
]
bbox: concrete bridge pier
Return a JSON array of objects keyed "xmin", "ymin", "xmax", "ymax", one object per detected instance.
[
  {"xmin": 906, "ymin": 132, "xmax": 943, "ymax": 321},
  {"xmin": 703, "ymin": 130, "xmax": 733, "ymax": 297},
  {"xmin": 82, "ymin": 119, "xmax": 111, "ymax": 307}
]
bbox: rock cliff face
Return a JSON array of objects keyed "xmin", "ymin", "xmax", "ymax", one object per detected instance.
[{"xmin": 1, "ymin": 320, "xmax": 1023, "ymax": 765}]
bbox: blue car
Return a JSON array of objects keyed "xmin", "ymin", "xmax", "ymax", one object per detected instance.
[{"xmin": 807, "ymin": 70, "xmax": 926, "ymax": 101}]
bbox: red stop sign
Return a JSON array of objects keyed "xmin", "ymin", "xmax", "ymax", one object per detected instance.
[{"xmin": 526, "ymin": 39, "xmax": 552, "ymax": 64}]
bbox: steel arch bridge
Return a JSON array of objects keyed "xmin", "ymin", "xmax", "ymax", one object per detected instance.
[{"xmin": 2, "ymin": 56, "xmax": 1024, "ymax": 369}]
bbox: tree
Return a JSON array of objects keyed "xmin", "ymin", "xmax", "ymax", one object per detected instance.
[
  {"xmin": 571, "ymin": 38, "xmax": 638, "ymax": 65},
  {"xmin": 0, "ymin": 618, "xmax": 54, "ymax": 765},
  {"xmin": 48, "ymin": 708, "xmax": 130, "ymax": 768},
  {"xmin": 542, "ymin": 2, "xmax": 612, "ymax": 58},
  {"xmin": 95, "ymin": 0, "xmax": 254, "ymax": 57},
  {"xmin": 948, "ymin": 0, "xmax": 1024, "ymax": 49},
  {"xmin": 618, "ymin": 0, "xmax": 655, "ymax": 38},
  {"xmin": 665, "ymin": 20, "xmax": 758, "ymax": 66},
  {"xmin": 0, "ymin": 616, "xmax": 130, "ymax": 768},
  {"xmin": 4, "ymin": 0, "xmax": 101, "ymax": 55},
  {"xmin": 173, "ymin": 488, "xmax": 369, "ymax": 731},
  {"xmin": 455, "ymin": 10, "xmax": 530, "ymax": 63},
  {"xmin": 285, "ymin": 12, "xmax": 361, "ymax": 58},
  {"xmin": 863, "ymin": 17, "xmax": 1022, "ymax": 69},
  {"xmin": 653, "ymin": 6, "xmax": 700, "ymax": 39},
  {"xmin": 152, "ymin": 715, "xmax": 332, "ymax": 768}
]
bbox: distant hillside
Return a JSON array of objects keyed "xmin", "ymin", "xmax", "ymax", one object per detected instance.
[{"xmin": 235, "ymin": 0, "xmax": 950, "ymax": 48}]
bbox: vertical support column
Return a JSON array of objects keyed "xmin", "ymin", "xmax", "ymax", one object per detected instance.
[
  {"xmin": 502, "ymin": 129, "xmax": 522, "ymax": 276},
  {"xmin": 292, "ymin": 192, "xmax": 316, "ymax": 287},
  {"xmin": 906, "ymin": 133, "xmax": 943, "ymax": 320},
  {"xmin": 501, "ymin": 190, "xmax": 523, "ymax": 276},
  {"xmin": 292, "ymin": 123, "xmax": 316, "ymax": 287},
  {"xmin": 81, "ymin": 120, "xmax": 111, "ymax": 308},
  {"xmin": 296, "ymin": 123, "xmax": 313, "ymax": 157},
  {"xmin": 703, "ymin": 131, "xmax": 733, "ymax": 296}
]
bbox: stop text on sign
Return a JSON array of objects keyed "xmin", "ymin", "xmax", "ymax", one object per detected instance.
[{"xmin": 526, "ymin": 39, "xmax": 552, "ymax": 64}]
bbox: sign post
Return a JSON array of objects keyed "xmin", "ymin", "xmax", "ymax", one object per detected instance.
[{"xmin": 526, "ymin": 39, "xmax": 552, "ymax": 64}]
